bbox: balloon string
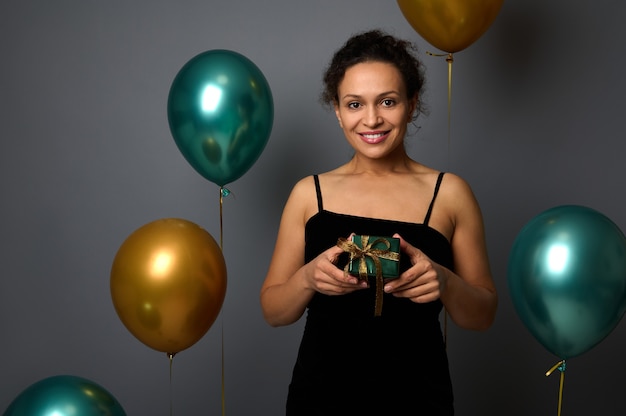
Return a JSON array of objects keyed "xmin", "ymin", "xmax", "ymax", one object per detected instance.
[
  {"xmin": 218, "ymin": 186, "xmax": 229, "ymax": 416},
  {"xmin": 168, "ymin": 353, "xmax": 175, "ymax": 416},
  {"xmin": 426, "ymin": 52, "xmax": 454, "ymax": 168},
  {"xmin": 545, "ymin": 359, "xmax": 566, "ymax": 416},
  {"xmin": 219, "ymin": 187, "xmax": 225, "ymax": 416},
  {"xmin": 221, "ymin": 321, "xmax": 226, "ymax": 416},
  {"xmin": 446, "ymin": 53, "xmax": 453, "ymax": 166},
  {"xmin": 443, "ymin": 307, "xmax": 448, "ymax": 349},
  {"xmin": 444, "ymin": 54, "xmax": 452, "ymax": 348},
  {"xmin": 426, "ymin": 51, "xmax": 454, "ymax": 347},
  {"xmin": 219, "ymin": 187, "xmax": 224, "ymax": 250}
]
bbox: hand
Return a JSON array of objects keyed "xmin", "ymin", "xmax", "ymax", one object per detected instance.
[
  {"xmin": 383, "ymin": 233, "xmax": 448, "ymax": 303},
  {"xmin": 305, "ymin": 238, "xmax": 368, "ymax": 296}
]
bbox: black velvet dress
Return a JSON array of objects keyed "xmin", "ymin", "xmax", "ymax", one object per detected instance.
[{"xmin": 286, "ymin": 172, "xmax": 454, "ymax": 416}]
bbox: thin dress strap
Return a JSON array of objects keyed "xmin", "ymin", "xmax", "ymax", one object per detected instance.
[
  {"xmin": 423, "ymin": 172, "xmax": 445, "ymax": 226},
  {"xmin": 313, "ymin": 174, "xmax": 324, "ymax": 212}
]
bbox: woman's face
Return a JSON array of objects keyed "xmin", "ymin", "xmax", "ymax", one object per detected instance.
[{"xmin": 334, "ymin": 61, "xmax": 416, "ymax": 160}]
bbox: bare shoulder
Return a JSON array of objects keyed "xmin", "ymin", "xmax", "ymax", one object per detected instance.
[
  {"xmin": 284, "ymin": 175, "xmax": 320, "ymax": 224},
  {"xmin": 441, "ymin": 172, "xmax": 475, "ymax": 197},
  {"xmin": 289, "ymin": 175, "xmax": 316, "ymax": 196},
  {"xmin": 438, "ymin": 172, "xmax": 484, "ymax": 222},
  {"xmin": 289, "ymin": 175, "xmax": 319, "ymax": 203}
]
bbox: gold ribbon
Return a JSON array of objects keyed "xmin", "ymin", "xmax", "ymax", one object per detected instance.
[
  {"xmin": 426, "ymin": 51, "xmax": 454, "ymax": 170},
  {"xmin": 545, "ymin": 360, "xmax": 566, "ymax": 416},
  {"xmin": 425, "ymin": 51, "xmax": 454, "ymax": 351},
  {"xmin": 337, "ymin": 236, "xmax": 400, "ymax": 316},
  {"xmin": 219, "ymin": 186, "xmax": 230, "ymax": 416}
]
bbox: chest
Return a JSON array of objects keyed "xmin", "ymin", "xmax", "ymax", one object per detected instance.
[{"xmin": 328, "ymin": 182, "xmax": 427, "ymax": 217}]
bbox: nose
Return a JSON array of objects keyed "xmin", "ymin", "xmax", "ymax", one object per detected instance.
[{"xmin": 363, "ymin": 107, "xmax": 382, "ymax": 127}]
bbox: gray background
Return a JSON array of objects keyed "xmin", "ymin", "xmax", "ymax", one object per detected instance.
[{"xmin": 1, "ymin": 1, "xmax": 625, "ymax": 415}]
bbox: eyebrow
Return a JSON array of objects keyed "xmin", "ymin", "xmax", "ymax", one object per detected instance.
[{"xmin": 340, "ymin": 91, "xmax": 401, "ymax": 101}]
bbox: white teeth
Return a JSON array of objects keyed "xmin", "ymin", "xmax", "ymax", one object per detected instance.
[{"xmin": 362, "ymin": 133, "xmax": 384, "ymax": 139}]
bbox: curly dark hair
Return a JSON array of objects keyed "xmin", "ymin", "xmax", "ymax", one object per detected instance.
[{"xmin": 321, "ymin": 29, "xmax": 426, "ymax": 119}]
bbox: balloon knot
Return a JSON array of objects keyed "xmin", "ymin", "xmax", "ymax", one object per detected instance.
[
  {"xmin": 545, "ymin": 359, "xmax": 566, "ymax": 376},
  {"xmin": 221, "ymin": 187, "xmax": 231, "ymax": 197}
]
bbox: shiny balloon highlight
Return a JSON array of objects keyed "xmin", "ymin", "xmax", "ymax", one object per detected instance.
[
  {"xmin": 110, "ymin": 218, "xmax": 227, "ymax": 355},
  {"xmin": 397, "ymin": 0, "xmax": 504, "ymax": 53},
  {"xmin": 3, "ymin": 375, "xmax": 126, "ymax": 416},
  {"xmin": 508, "ymin": 205, "xmax": 626, "ymax": 359},
  {"xmin": 168, "ymin": 49, "xmax": 273, "ymax": 187}
]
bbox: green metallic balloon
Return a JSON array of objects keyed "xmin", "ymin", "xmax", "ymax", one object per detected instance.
[
  {"xmin": 3, "ymin": 375, "xmax": 126, "ymax": 416},
  {"xmin": 167, "ymin": 49, "xmax": 273, "ymax": 187},
  {"xmin": 508, "ymin": 205, "xmax": 626, "ymax": 359}
]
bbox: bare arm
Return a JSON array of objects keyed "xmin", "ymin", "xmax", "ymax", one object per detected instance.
[
  {"xmin": 443, "ymin": 175, "xmax": 497, "ymax": 329},
  {"xmin": 260, "ymin": 177, "xmax": 366, "ymax": 327},
  {"xmin": 384, "ymin": 174, "xmax": 497, "ymax": 330}
]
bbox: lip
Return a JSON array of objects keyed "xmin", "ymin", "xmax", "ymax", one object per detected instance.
[{"xmin": 359, "ymin": 131, "xmax": 389, "ymax": 144}]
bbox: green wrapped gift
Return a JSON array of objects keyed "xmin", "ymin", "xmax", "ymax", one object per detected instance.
[{"xmin": 346, "ymin": 235, "xmax": 400, "ymax": 280}]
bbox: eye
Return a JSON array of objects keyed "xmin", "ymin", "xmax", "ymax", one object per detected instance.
[
  {"xmin": 347, "ymin": 101, "xmax": 362, "ymax": 109},
  {"xmin": 381, "ymin": 99, "xmax": 396, "ymax": 107}
]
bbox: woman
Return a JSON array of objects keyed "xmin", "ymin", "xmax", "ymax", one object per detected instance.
[{"xmin": 260, "ymin": 29, "xmax": 497, "ymax": 415}]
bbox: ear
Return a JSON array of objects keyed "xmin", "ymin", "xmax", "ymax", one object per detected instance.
[{"xmin": 334, "ymin": 102, "xmax": 343, "ymax": 128}]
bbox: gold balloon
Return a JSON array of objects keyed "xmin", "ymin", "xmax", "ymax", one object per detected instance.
[
  {"xmin": 110, "ymin": 218, "xmax": 227, "ymax": 355},
  {"xmin": 397, "ymin": 0, "xmax": 504, "ymax": 53}
]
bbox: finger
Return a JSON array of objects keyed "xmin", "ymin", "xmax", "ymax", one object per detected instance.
[
  {"xmin": 393, "ymin": 233, "xmax": 420, "ymax": 258},
  {"xmin": 327, "ymin": 244, "xmax": 347, "ymax": 264},
  {"xmin": 391, "ymin": 281, "xmax": 440, "ymax": 302},
  {"xmin": 318, "ymin": 252, "xmax": 355, "ymax": 284},
  {"xmin": 385, "ymin": 263, "xmax": 431, "ymax": 293},
  {"xmin": 384, "ymin": 273, "xmax": 413, "ymax": 293}
]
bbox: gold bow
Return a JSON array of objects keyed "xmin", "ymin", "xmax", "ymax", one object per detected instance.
[{"xmin": 337, "ymin": 235, "xmax": 400, "ymax": 316}]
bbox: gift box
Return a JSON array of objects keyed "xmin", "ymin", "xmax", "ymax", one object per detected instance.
[{"xmin": 346, "ymin": 235, "xmax": 400, "ymax": 280}]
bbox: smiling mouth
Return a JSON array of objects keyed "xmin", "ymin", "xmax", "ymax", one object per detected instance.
[{"xmin": 360, "ymin": 132, "xmax": 388, "ymax": 143}]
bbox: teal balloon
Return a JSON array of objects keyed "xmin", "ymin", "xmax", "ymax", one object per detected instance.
[
  {"xmin": 4, "ymin": 375, "xmax": 126, "ymax": 416},
  {"xmin": 167, "ymin": 49, "xmax": 273, "ymax": 186},
  {"xmin": 508, "ymin": 205, "xmax": 626, "ymax": 359}
]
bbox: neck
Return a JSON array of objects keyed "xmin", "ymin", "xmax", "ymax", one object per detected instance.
[{"xmin": 346, "ymin": 150, "xmax": 413, "ymax": 175}]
